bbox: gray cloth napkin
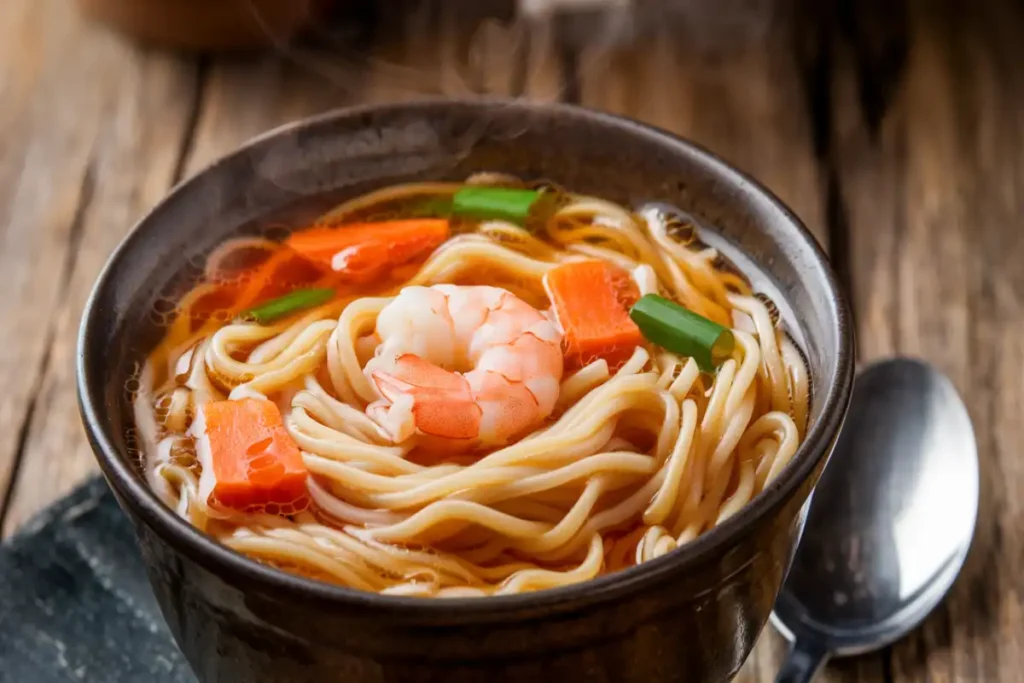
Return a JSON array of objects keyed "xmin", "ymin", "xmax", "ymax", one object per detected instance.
[{"xmin": 0, "ymin": 477, "xmax": 193, "ymax": 683}]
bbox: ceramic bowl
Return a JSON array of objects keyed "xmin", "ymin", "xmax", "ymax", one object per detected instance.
[{"xmin": 77, "ymin": 99, "xmax": 853, "ymax": 683}]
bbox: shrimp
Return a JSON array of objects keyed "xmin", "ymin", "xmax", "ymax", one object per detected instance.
[{"xmin": 364, "ymin": 285, "xmax": 564, "ymax": 447}]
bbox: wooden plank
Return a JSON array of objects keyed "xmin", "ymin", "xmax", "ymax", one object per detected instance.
[
  {"xmin": 835, "ymin": 1, "xmax": 1024, "ymax": 681},
  {"xmin": 0, "ymin": 0, "xmax": 96, "ymax": 522},
  {"xmin": 575, "ymin": 0, "xmax": 827, "ymax": 245},
  {"xmin": 0, "ymin": 0, "xmax": 199, "ymax": 535},
  {"xmin": 355, "ymin": 0, "xmax": 535, "ymax": 104},
  {"xmin": 182, "ymin": 0, "xmax": 539, "ymax": 176},
  {"xmin": 569, "ymin": 2, "xmax": 850, "ymax": 680}
]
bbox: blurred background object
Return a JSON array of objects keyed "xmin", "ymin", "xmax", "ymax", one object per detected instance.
[{"xmin": 76, "ymin": 0, "xmax": 323, "ymax": 50}]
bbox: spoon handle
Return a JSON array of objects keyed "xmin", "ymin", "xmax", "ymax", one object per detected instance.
[{"xmin": 775, "ymin": 639, "xmax": 829, "ymax": 683}]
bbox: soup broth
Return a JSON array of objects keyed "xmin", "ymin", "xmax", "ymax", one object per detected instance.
[{"xmin": 135, "ymin": 174, "xmax": 810, "ymax": 598}]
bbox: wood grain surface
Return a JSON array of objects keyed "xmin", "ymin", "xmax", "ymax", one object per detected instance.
[
  {"xmin": 831, "ymin": 2, "xmax": 1024, "ymax": 681},
  {"xmin": 0, "ymin": 0, "xmax": 201, "ymax": 534},
  {"xmin": 0, "ymin": 1, "xmax": 1020, "ymax": 681}
]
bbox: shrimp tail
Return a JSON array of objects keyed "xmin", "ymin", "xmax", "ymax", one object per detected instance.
[{"xmin": 371, "ymin": 354, "xmax": 482, "ymax": 440}]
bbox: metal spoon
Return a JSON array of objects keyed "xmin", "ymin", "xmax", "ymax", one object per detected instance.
[{"xmin": 771, "ymin": 358, "xmax": 978, "ymax": 682}]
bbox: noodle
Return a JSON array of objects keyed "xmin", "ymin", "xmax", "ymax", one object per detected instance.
[{"xmin": 136, "ymin": 178, "xmax": 811, "ymax": 597}]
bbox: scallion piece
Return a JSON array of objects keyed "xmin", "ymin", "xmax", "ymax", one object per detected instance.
[
  {"xmin": 629, "ymin": 294, "xmax": 734, "ymax": 371},
  {"xmin": 241, "ymin": 288, "xmax": 335, "ymax": 325},
  {"xmin": 451, "ymin": 187, "xmax": 541, "ymax": 224},
  {"xmin": 410, "ymin": 197, "xmax": 454, "ymax": 218}
]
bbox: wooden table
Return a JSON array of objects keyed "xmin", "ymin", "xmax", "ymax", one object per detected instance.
[{"xmin": 1, "ymin": 1, "xmax": 1020, "ymax": 681}]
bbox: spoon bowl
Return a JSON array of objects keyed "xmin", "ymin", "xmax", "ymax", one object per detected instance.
[{"xmin": 772, "ymin": 357, "xmax": 978, "ymax": 681}]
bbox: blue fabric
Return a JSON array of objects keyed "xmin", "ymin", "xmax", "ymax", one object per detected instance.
[{"xmin": 0, "ymin": 477, "xmax": 193, "ymax": 683}]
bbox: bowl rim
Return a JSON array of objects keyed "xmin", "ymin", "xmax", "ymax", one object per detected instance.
[{"xmin": 77, "ymin": 97, "xmax": 854, "ymax": 620}]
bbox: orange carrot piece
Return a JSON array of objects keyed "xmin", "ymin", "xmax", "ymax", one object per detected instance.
[
  {"xmin": 187, "ymin": 246, "xmax": 331, "ymax": 332},
  {"xmin": 543, "ymin": 260, "xmax": 644, "ymax": 370},
  {"xmin": 193, "ymin": 398, "xmax": 308, "ymax": 511},
  {"xmin": 286, "ymin": 219, "xmax": 449, "ymax": 282},
  {"xmin": 233, "ymin": 246, "xmax": 330, "ymax": 309}
]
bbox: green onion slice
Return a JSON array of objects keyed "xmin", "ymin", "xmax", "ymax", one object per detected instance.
[
  {"xmin": 629, "ymin": 294, "xmax": 735, "ymax": 371},
  {"xmin": 451, "ymin": 187, "xmax": 541, "ymax": 224},
  {"xmin": 241, "ymin": 288, "xmax": 335, "ymax": 325},
  {"xmin": 410, "ymin": 196, "xmax": 454, "ymax": 218}
]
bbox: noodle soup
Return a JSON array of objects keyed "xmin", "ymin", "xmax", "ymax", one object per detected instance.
[{"xmin": 135, "ymin": 174, "xmax": 809, "ymax": 598}]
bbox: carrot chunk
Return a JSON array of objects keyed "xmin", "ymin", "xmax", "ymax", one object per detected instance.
[
  {"xmin": 187, "ymin": 245, "xmax": 330, "ymax": 331},
  {"xmin": 235, "ymin": 247, "xmax": 329, "ymax": 307},
  {"xmin": 192, "ymin": 398, "xmax": 308, "ymax": 511},
  {"xmin": 286, "ymin": 219, "xmax": 449, "ymax": 282},
  {"xmin": 543, "ymin": 260, "xmax": 645, "ymax": 370}
]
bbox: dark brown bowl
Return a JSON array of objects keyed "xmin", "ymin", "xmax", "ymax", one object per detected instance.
[{"xmin": 77, "ymin": 99, "xmax": 853, "ymax": 683}]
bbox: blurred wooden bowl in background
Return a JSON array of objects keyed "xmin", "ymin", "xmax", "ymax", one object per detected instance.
[{"xmin": 76, "ymin": 0, "xmax": 323, "ymax": 51}]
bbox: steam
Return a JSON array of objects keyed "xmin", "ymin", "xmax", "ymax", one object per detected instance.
[
  {"xmin": 239, "ymin": 0, "xmax": 776, "ymax": 101},
  {"xmin": 226, "ymin": 0, "xmax": 781, "ymax": 197}
]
